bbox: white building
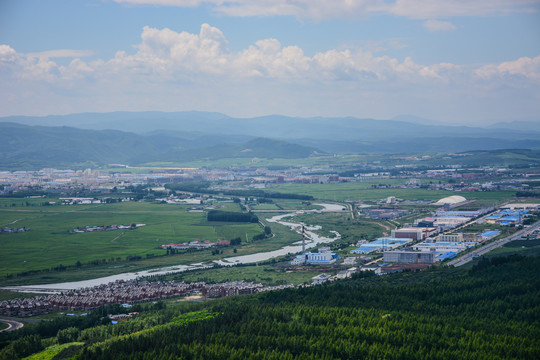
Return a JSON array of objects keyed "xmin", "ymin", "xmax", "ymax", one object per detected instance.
[
  {"xmin": 291, "ymin": 247, "xmax": 337, "ymax": 265},
  {"xmin": 413, "ymin": 241, "xmax": 475, "ymax": 254},
  {"xmin": 435, "ymin": 233, "xmax": 464, "ymax": 242},
  {"xmin": 312, "ymin": 273, "xmax": 331, "ymax": 285},
  {"xmin": 306, "ymin": 248, "xmax": 336, "ymax": 265}
]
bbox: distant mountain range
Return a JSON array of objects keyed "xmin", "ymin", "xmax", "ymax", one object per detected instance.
[
  {"xmin": 0, "ymin": 122, "xmax": 320, "ymax": 170},
  {"xmin": 4, "ymin": 111, "xmax": 538, "ymax": 141},
  {"xmin": 488, "ymin": 120, "xmax": 540, "ymax": 133},
  {"xmin": 1, "ymin": 111, "xmax": 539, "ymax": 169}
]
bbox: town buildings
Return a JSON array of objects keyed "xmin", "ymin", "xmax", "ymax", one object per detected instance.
[{"xmin": 0, "ymin": 279, "xmax": 292, "ymax": 317}]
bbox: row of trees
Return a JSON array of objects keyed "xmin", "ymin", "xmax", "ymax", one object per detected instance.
[
  {"xmin": 207, "ymin": 210, "xmax": 259, "ymax": 223},
  {"xmin": 165, "ymin": 182, "xmax": 314, "ymax": 201}
]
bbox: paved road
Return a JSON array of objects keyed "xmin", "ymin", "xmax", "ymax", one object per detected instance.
[
  {"xmin": 449, "ymin": 206, "xmax": 501, "ymax": 233},
  {"xmin": 448, "ymin": 220, "xmax": 540, "ymax": 267},
  {"xmin": 0, "ymin": 318, "xmax": 24, "ymax": 332}
]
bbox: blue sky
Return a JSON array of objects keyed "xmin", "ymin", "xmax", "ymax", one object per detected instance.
[{"xmin": 1, "ymin": 0, "xmax": 539, "ymax": 125}]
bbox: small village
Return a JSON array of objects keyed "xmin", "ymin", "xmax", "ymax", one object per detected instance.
[
  {"xmin": 0, "ymin": 227, "xmax": 29, "ymax": 235},
  {"xmin": 70, "ymin": 224, "xmax": 145, "ymax": 234},
  {"xmin": 160, "ymin": 239, "xmax": 231, "ymax": 251}
]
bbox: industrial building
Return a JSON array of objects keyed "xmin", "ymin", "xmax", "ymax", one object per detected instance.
[
  {"xmin": 364, "ymin": 208, "xmax": 409, "ymax": 220},
  {"xmin": 485, "ymin": 209, "xmax": 529, "ymax": 226},
  {"xmin": 412, "ymin": 241, "xmax": 476, "ymax": 254},
  {"xmin": 435, "ymin": 233, "xmax": 464, "ymax": 242},
  {"xmin": 434, "ymin": 195, "xmax": 467, "ymax": 206},
  {"xmin": 477, "ymin": 230, "xmax": 500, "ymax": 241},
  {"xmin": 432, "ymin": 216, "xmax": 471, "ymax": 230},
  {"xmin": 312, "ymin": 273, "xmax": 331, "ymax": 285},
  {"xmin": 350, "ymin": 237, "xmax": 412, "ymax": 254},
  {"xmin": 391, "ymin": 227, "xmax": 436, "ymax": 241},
  {"xmin": 383, "ymin": 250, "xmax": 436, "ymax": 264},
  {"xmin": 291, "ymin": 247, "xmax": 338, "ymax": 265},
  {"xmin": 501, "ymin": 203, "xmax": 540, "ymax": 210},
  {"xmin": 435, "ymin": 208, "xmax": 489, "ymax": 218}
]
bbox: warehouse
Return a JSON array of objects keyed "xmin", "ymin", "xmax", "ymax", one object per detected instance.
[
  {"xmin": 391, "ymin": 227, "xmax": 436, "ymax": 241},
  {"xmin": 351, "ymin": 237, "xmax": 412, "ymax": 254},
  {"xmin": 413, "ymin": 241, "xmax": 476, "ymax": 254},
  {"xmin": 478, "ymin": 230, "xmax": 500, "ymax": 241},
  {"xmin": 383, "ymin": 250, "xmax": 436, "ymax": 264}
]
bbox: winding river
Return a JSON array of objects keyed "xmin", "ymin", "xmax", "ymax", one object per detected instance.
[{"xmin": 4, "ymin": 204, "xmax": 345, "ymax": 292}]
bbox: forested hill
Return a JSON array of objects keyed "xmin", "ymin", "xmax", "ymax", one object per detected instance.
[
  {"xmin": 3, "ymin": 255, "xmax": 538, "ymax": 359},
  {"xmin": 0, "ymin": 123, "xmax": 321, "ymax": 170},
  {"xmin": 3, "ymin": 111, "xmax": 540, "ymax": 155}
]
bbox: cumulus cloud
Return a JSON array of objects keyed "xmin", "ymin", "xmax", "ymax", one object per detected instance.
[
  {"xmin": 422, "ymin": 20, "xmax": 456, "ymax": 32},
  {"xmin": 113, "ymin": 0, "xmax": 539, "ymax": 20},
  {"xmin": 0, "ymin": 45, "xmax": 17, "ymax": 64},
  {"xmin": 475, "ymin": 55, "xmax": 540, "ymax": 81},
  {"xmin": 0, "ymin": 24, "xmax": 526, "ymax": 86},
  {"xmin": 0, "ymin": 24, "xmax": 538, "ymax": 120},
  {"xmin": 0, "ymin": 45, "xmax": 94, "ymax": 84},
  {"xmin": 102, "ymin": 24, "xmax": 463, "ymax": 83}
]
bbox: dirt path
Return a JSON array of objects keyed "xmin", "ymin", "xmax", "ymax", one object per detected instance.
[
  {"xmin": 0, "ymin": 219, "xmax": 22, "ymax": 227},
  {"xmin": 360, "ymin": 220, "xmax": 394, "ymax": 236},
  {"xmin": 111, "ymin": 232, "xmax": 125, "ymax": 243}
]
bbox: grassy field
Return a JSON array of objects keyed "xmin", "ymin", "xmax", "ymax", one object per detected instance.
[
  {"xmin": 168, "ymin": 264, "xmax": 322, "ymax": 286},
  {"xmin": 292, "ymin": 211, "xmax": 395, "ymax": 254},
  {"xmin": 109, "ymin": 149, "xmax": 540, "ymax": 171},
  {"xmin": 0, "ymin": 200, "xmax": 262, "ymax": 279},
  {"xmin": 0, "ymin": 203, "xmax": 384, "ymax": 287},
  {"xmin": 270, "ymin": 199, "xmax": 323, "ymax": 210},
  {"xmin": 138, "ymin": 155, "xmax": 374, "ymax": 169},
  {"xmin": 0, "ymin": 289, "xmax": 43, "ymax": 301},
  {"xmin": 487, "ymin": 238, "xmax": 540, "ymax": 257},
  {"xmin": 250, "ymin": 203, "xmax": 281, "ymax": 210},
  {"xmin": 270, "ymin": 182, "xmax": 516, "ymax": 202},
  {"xmin": 0, "ymin": 180, "xmax": 524, "ymax": 288},
  {"xmin": 0, "ymin": 220, "xmax": 297, "ymax": 287},
  {"xmin": 25, "ymin": 342, "xmax": 84, "ymax": 360},
  {"xmin": 0, "ymin": 199, "xmax": 340, "ymax": 286}
]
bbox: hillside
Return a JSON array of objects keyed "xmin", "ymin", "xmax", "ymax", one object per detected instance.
[
  {"xmin": 0, "ymin": 123, "xmax": 320, "ymax": 170},
  {"xmin": 1, "ymin": 255, "xmax": 538, "ymax": 359},
  {"xmin": 3, "ymin": 111, "xmax": 539, "ymax": 155}
]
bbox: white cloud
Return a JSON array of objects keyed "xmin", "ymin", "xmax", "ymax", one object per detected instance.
[
  {"xmin": 113, "ymin": 0, "xmax": 539, "ymax": 20},
  {"xmin": 377, "ymin": 0, "xmax": 539, "ymax": 20},
  {"xmin": 422, "ymin": 20, "xmax": 456, "ymax": 32},
  {"xmin": 475, "ymin": 55, "xmax": 540, "ymax": 81},
  {"xmin": 0, "ymin": 25, "xmax": 538, "ymax": 122},
  {"xmin": 26, "ymin": 49, "xmax": 94, "ymax": 60},
  {"xmin": 0, "ymin": 45, "xmax": 95, "ymax": 84},
  {"xmin": 0, "ymin": 45, "xmax": 17, "ymax": 62},
  {"xmin": 2, "ymin": 24, "xmax": 531, "ymax": 87},
  {"xmin": 121, "ymin": 25, "xmax": 462, "ymax": 83}
]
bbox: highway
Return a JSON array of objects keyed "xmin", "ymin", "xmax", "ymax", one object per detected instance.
[
  {"xmin": 0, "ymin": 318, "xmax": 24, "ymax": 332},
  {"xmin": 447, "ymin": 220, "xmax": 540, "ymax": 267}
]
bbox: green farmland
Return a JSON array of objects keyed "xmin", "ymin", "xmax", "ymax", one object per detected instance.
[
  {"xmin": 271, "ymin": 182, "xmax": 515, "ymax": 202},
  {"xmin": 0, "ymin": 201, "xmax": 263, "ymax": 280}
]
